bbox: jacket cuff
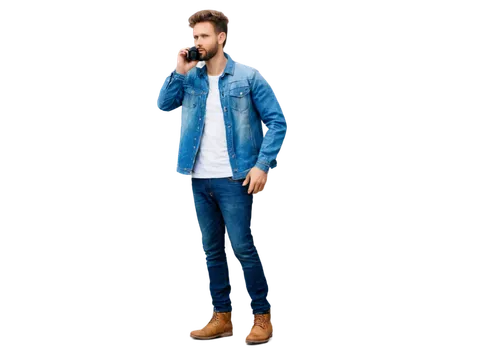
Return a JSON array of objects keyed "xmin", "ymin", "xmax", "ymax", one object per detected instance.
[
  {"xmin": 168, "ymin": 70, "xmax": 186, "ymax": 85},
  {"xmin": 255, "ymin": 161, "xmax": 271, "ymax": 173}
]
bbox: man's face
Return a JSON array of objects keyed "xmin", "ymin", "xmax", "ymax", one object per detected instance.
[{"xmin": 193, "ymin": 22, "xmax": 224, "ymax": 61}]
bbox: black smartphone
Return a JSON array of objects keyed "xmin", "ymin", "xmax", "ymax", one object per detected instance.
[{"xmin": 186, "ymin": 46, "xmax": 201, "ymax": 62}]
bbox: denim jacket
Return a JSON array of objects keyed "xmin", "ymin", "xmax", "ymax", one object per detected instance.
[{"xmin": 157, "ymin": 52, "xmax": 287, "ymax": 180}]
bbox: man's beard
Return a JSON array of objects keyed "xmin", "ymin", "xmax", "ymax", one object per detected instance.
[{"xmin": 200, "ymin": 44, "xmax": 218, "ymax": 61}]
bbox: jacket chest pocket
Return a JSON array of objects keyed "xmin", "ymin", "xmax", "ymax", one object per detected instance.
[
  {"xmin": 183, "ymin": 87, "xmax": 204, "ymax": 109},
  {"xmin": 228, "ymin": 86, "xmax": 250, "ymax": 112}
]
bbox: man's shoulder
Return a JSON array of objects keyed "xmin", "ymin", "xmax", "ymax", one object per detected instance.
[
  {"xmin": 234, "ymin": 61, "xmax": 257, "ymax": 72},
  {"xmin": 232, "ymin": 61, "xmax": 259, "ymax": 82}
]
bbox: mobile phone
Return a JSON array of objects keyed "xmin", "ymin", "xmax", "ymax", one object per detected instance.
[{"xmin": 186, "ymin": 46, "xmax": 201, "ymax": 62}]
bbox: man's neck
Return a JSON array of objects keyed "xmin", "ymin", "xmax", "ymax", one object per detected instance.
[{"xmin": 205, "ymin": 50, "xmax": 227, "ymax": 76}]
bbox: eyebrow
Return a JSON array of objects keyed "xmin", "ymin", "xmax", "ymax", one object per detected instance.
[{"xmin": 193, "ymin": 33, "xmax": 209, "ymax": 37}]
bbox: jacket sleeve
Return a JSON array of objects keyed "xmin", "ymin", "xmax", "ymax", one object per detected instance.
[
  {"xmin": 250, "ymin": 70, "xmax": 287, "ymax": 173},
  {"xmin": 157, "ymin": 70, "xmax": 187, "ymax": 111}
]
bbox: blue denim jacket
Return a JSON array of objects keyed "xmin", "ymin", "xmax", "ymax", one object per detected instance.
[{"xmin": 157, "ymin": 52, "xmax": 287, "ymax": 180}]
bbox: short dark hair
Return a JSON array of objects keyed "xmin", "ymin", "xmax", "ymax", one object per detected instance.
[{"xmin": 188, "ymin": 10, "xmax": 229, "ymax": 48}]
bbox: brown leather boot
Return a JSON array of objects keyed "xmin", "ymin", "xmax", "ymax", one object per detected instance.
[
  {"xmin": 190, "ymin": 311, "xmax": 233, "ymax": 340},
  {"xmin": 245, "ymin": 311, "xmax": 273, "ymax": 344}
]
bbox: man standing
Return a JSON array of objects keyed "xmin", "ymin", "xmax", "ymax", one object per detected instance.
[{"xmin": 157, "ymin": 9, "xmax": 286, "ymax": 345}]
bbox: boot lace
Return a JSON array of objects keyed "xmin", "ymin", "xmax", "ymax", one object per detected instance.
[{"xmin": 253, "ymin": 314, "xmax": 267, "ymax": 329}]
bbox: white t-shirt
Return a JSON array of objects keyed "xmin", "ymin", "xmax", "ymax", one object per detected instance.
[{"xmin": 191, "ymin": 74, "xmax": 232, "ymax": 178}]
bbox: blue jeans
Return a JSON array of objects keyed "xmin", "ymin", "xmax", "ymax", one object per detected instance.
[{"xmin": 191, "ymin": 177, "xmax": 271, "ymax": 315}]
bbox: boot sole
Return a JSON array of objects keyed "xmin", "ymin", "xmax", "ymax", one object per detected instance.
[
  {"xmin": 190, "ymin": 331, "xmax": 233, "ymax": 340},
  {"xmin": 246, "ymin": 333, "xmax": 272, "ymax": 345}
]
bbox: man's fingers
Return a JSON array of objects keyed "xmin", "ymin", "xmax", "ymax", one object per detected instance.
[
  {"xmin": 248, "ymin": 179, "xmax": 256, "ymax": 194},
  {"xmin": 242, "ymin": 171, "xmax": 267, "ymax": 194},
  {"xmin": 242, "ymin": 175, "xmax": 250, "ymax": 186}
]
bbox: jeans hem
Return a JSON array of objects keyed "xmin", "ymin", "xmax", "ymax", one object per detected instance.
[{"xmin": 252, "ymin": 308, "xmax": 271, "ymax": 315}]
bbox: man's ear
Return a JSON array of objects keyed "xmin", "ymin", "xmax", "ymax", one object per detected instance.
[{"xmin": 218, "ymin": 32, "xmax": 226, "ymax": 45}]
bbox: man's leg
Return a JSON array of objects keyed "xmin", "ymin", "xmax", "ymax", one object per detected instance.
[
  {"xmin": 188, "ymin": 178, "xmax": 236, "ymax": 341},
  {"xmin": 190, "ymin": 178, "xmax": 232, "ymax": 312},
  {"xmin": 213, "ymin": 178, "xmax": 276, "ymax": 345},
  {"xmin": 212, "ymin": 177, "xmax": 271, "ymax": 314}
]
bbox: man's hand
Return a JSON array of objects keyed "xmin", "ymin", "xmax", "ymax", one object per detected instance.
[
  {"xmin": 242, "ymin": 167, "xmax": 268, "ymax": 194},
  {"xmin": 176, "ymin": 48, "xmax": 198, "ymax": 75}
]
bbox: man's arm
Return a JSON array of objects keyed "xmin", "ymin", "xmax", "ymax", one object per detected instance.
[
  {"xmin": 157, "ymin": 70, "xmax": 187, "ymax": 111},
  {"xmin": 250, "ymin": 70, "xmax": 287, "ymax": 173}
]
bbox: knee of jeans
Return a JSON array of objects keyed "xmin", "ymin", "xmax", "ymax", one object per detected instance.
[{"xmin": 232, "ymin": 243, "xmax": 257, "ymax": 261}]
